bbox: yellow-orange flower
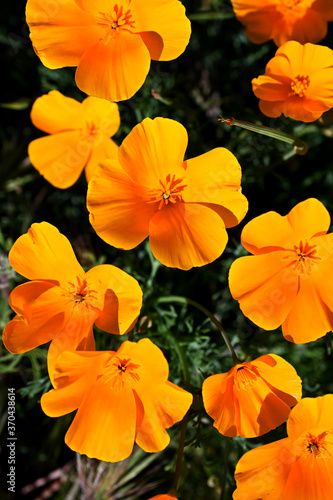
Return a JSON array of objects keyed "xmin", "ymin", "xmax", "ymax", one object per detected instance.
[
  {"xmin": 3, "ymin": 222, "xmax": 142, "ymax": 379},
  {"xmin": 231, "ymin": 0, "xmax": 333, "ymax": 46},
  {"xmin": 202, "ymin": 354, "xmax": 302, "ymax": 438},
  {"xmin": 28, "ymin": 91, "xmax": 120, "ymax": 188},
  {"xmin": 252, "ymin": 41, "xmax": 333, "ymax": 122},
  {"xmin": 26, "ymin": 0, "xmax": 191, "ymax": 102},
  {"xmin": 229, "ymin": 198, "xmax": 333, "ymax": 344},
  {"xmin": 41, "ymin": 338, "xmax": 193, "ymax": 462},
  {"xmin": 233, "ymin": 395, "xmax": 333, "ymax": 500},
  {"xmin": 87, "ymin": 117, "xmax": 248, "ymax": 270}
]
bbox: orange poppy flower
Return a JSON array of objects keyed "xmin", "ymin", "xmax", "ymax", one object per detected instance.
[
  {"xmin": 252, "ymin": 41, "xmax": 333, "ymax": 123},
  {"xmin": 202, "ymin": 354, "xmax": 302, "ymax": 438},
  {"xmin": 28, "ymin": 91, "xmax": 120, "ymax": 188},
  {"xmin": 148, "ymin": 496, "xmax": 178, "ymax": 500},
  {"xmin": 231, "ymin": 0, "xmax": 333, "ymax": 46},
  {"xmin": 87, "ymin": 117, "xmax": 248, "ymax": 270},
  {"xmin": 229, "ymin": 198, "xmax": 333, "ymax": 344},
  {"xmin": 26, "ymin": 0, "xmax": 191, "ymax": 102},
  {"xmin": 41, "ymin": 338, "xmax": 193, "ymax": 462},
  {"xmin": 3, "ymin": 222, "xmax": 142, "ymax": 379},
  {"xmin": 233, "ymin": 394, "xmax": 333, "ymax": 500}
]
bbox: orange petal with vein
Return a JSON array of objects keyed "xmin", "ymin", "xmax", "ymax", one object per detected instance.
[
  {"xmin": 75, "ymin": 31, "xmax": 151, "ymax": 102},
  {"xmin": 149, "ymin": 203, "xmax": 228, "ymax": 270},
  {"xmin": 29, "ymin": 131, "xmax": 89, "ymax": 189},
  {"xmin": 8, "ymin": 222, "xmax": 83, "ymax": 282}
]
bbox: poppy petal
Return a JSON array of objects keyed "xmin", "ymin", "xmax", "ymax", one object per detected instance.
[
  {"xmin": 135, "ymin": 381, "xmax": 192, "ymax": 453},
  {"xmin": 41, "ymin": 351, "xmax": 107, "ymax": 415},
  {"xmin": 182, "ymin": 148, "xmax": 248, "ymax": 226},
  {"xmin": 76, "ymin": 0, "xmax": 129, "ymax": 14},
  {"xmin": 130, "ymin": 0, "xmax": 191, "ymax": 61},
  {"xmin": 265, "ymin": 51, "xmax": 292, "ymax": 82},
  {"xmin": 241, "ymin": 210, "xmax": 295, "ymax": 254},
  {"xmin": 75, "ymin": 30, "xmax": 151, "ymax": 102},
  {"xmin": 311, "ymin": 235, "xmax": 333, "ymax": 312},
  {"xmin": 252, "ymin": 75, "xmax": 290, "ymax": 101},
  {"xmin": 233, "ymin": 3, "xmax": 279, "ymax": 44},
  {"xmin": 86, "ymin": 264, "xmax": 143, "ymax": 335},
  {"xmin": 81, "ymin": 97, "xmax": 120, "ymax": 138},
  {"xmin": 233, "ymin": 438, "xmax": 295, "ymax": 500},
  {"xmin": 233, "ymin": 372, "xmax": 291, "ymax": 437},
  {"xmin": 137, "ymin": 31, "xmax": 164, "ymax": 60},
  {"xmin": 118, "ymin": 117, "xmax": 188, "ymax": 187},
  {"xmin": 8, "ymin": 222, "xmax": 83, "ymax": 282},
  {"xmin": 229, "ymin": 251, "xmax": 298, "ymax": 330},
  {"xmin": 302, "ymin": 97, "xmax": 333, "ymax": 114},
  {"xmin": 241, "ymin": 198, "xmax": 330, "ymax": 254},
  {"xmin": 287, "ymin": 395, "xmax": 333, "ymax": 440},
  {"xmin": 47, "ymin": 305, "xmax": 98, "ymax": 382},
  {"xmin": 26, "ymin": 0, "xmax": 100, "ymax": 69},
  {"xmin": 254, "ymin": 354, "xmax": 302, "ymax": 403},
  {"xmin": 30, "ymin": 91, "xmax": 83, "ymax": 134},
  {"xmin": 84, "ymin": 137, "xmax": 119, "ymax": 183},
  {"xmin": 118, "ymin": 338, "xmax": 192, "ymax": 452},
  {"xmin": 87, "ymin": 160, "xmax": 155, "ymax": 249},
  {"xmin": 301, "ymin": 42, "xmax": 333, "ymax": 75},
  {"xmin": 285, "ymin": 11, "xmax": 327, "ymax": 47},
  {"xmin": 282, "ymin": 97, "xmax": 323, "ymax": 122},
  {"xmin": 282, "ymin": 274, "xmax": 333, "ymax": 343},
  {"xmin": 121, "ymin": 337, "xmax": 169, "ymax": 382},
  {"xmin": 149, "ymin": 203, "xmax": 228, "ymax": 270},
  {"xmin": 242, "ymin": 9, "xmax": 278, "ymax": 44},
  {"xmin": 202, "ymin": 373, "xmax": 238, "ymax": 437},
  {"xmin": 3, "ymin": 282, "xmax": 68, "ymax": 353},
  {"xmin": 284, "ymin": 452, "xmax": 333, "ymax": 500},
  {"xmin": 258, "ymin": 99, "xmax": 284, "ymax": 118},
  {"xmin": 28, "ymin": 131, "xmax": 90, "ymax": 188},
  {"xmin": 65, "ymin": 377, "xmax": 136, "ymax": 462}
]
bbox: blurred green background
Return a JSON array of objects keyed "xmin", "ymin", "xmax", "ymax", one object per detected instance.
[{"xmin": 1, "ymin": 0, "xmax": 333, "ymax": 499}]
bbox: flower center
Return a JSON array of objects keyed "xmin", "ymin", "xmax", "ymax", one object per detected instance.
[
  {"xmin": 303, "ymin": 431, "xmax": 333, "ymax": 459},
  {"xmin": 281, "ymin": 0, "xmax": 301, "ymax": 8},
  {"xmin": 278, "ymin": 0, "xmax": 314, "ymax": 15},
  {"xmin": 102, "ymin": 356, "xmax": 141, "ymax": 390},
  {"xmin": 284, "ymin": 241, "xmax": 321, "ymax": 275},
  {"xmin": 96, "ymin": 4, "xmax": 135, "ymax": 41},
  {"xmin": 290, "ymin": 75, "xmax": 310, "ymax": 97},
  {"xmin": 148, "ymin": 174, "xmax": 187, "ymax": 210},
  {"xmin": 234, "ymin": 364, "xmax": 257, "ymax": 391},
  {"xmin": 81, "ymin": 121, "xmax": 100, "ymax": 143},
  {"xmin": 67, "ymin": 276, "xmax": 97, "ymax": 308}
]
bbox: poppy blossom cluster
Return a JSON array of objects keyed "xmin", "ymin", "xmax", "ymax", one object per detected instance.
[
  {"xmin": 202, "ymin": 354, "xmax": 302, "ymax": 438},
  {"xmin": 231, "ymin": 0, "xmax": 333, "ymax": 46},
  {"xmin": 41, "ymin": 338, "xmax": 193, "ymax": 462},
  {"xmin": 3, "ymin": 222, "xmax": 143, "ymax": 379},
  {"xmin": 4, "ymin": 0, "xmax": 333, "ymax": 496},
  {"xmin": 87, "ymin": 116, "xmax": 248, "ymax": 270},
  {"xmin": 233, "ymin": 394, "xmax": 333, "ymax": 500},
  {"xmin": 26, "ymin": 0, "xmax": 191, "ymax": 102},
  {"xmin": 252, "ymin": 41, "xmax": 333, "ymax": 122},
  {"xmin": 28, "ymin": 91, "xmax": 120, "ymax": 188},
  {"xmin": 229, "ymin": 198, "xmax": 333, "ymax": 344}
]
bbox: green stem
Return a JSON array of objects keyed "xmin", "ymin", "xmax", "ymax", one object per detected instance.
[
  {"xmin": 188, "ymin": 11, "xmax": 235, "ymax": 21},
  {"xmin": 156, "ymin": 296, "xmax": 239, "ymax": 365},
  {"xmin": 169, "ymin": 413, "xmax": 189, "ymax": 496},
  {"xmin": 145, "ymin": 241, "xmax": 162, "ymax": 289},
  {"xmin": 219, "ymin": 116, "xmax": 308, "ymax": 155}
]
